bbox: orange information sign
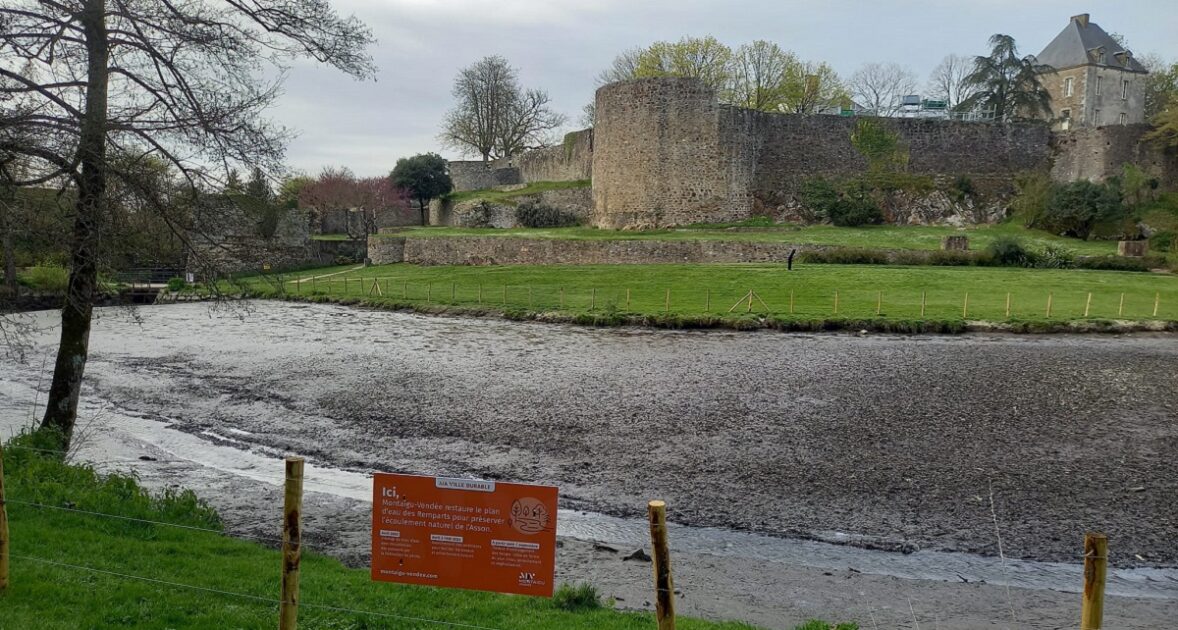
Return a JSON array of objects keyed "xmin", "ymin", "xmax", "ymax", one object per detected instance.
[{"xmin": 371, "ymin": 473, "xmax": 558, "ymax": 597}]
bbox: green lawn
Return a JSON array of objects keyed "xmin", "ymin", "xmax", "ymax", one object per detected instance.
[
  {"xmin": 445, "ymin": 179, "xmax": 592, "ymax": 205},
  {"xmin": 377, "ymin": 223, "xmax": 1118, "ymax": 256},
  {"xmin": 0, "ymin": 438, "xmax": 768, "ymax": 630},
  {"xmin": 246, "ymin": 263, "xmax": 1178, "ymax": 326}
]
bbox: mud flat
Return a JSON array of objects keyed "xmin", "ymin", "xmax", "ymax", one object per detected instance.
[{"xmin": 1, "ymin": 302, "xmax": 1175, "ymax": 628}]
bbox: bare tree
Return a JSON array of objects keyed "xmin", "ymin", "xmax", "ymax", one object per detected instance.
[
  {"xmin": 849, "ymin": 62, "xmax": 918, "ymax": 116},
  {"xmin": 0, "ymin": 0, "xmax": 374, "ymax": 448},
  {"xmin": 927, "ymin": 54, "xmax": 978, "ymax": 111},
  {"xmin": 441, "ymin": 56, "xmax": 565, "ymax": 161},
  {"xmin": 596, "ymin": 47, "xmax": 643, "ymax": 85}
]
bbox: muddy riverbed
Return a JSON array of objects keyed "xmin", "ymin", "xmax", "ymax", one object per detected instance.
[{"xmin": 1, "ymin": 302, "xmax": 1176, "ymax": 628}]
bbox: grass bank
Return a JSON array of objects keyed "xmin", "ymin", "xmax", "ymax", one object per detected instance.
[
  {"xmin": 445, "ymin": 180, "xmax": 592, "ymax": 205},
  {"xmin": 237, "ymin": 262, "xmax": 1178, "ymax": 333},
  {"xmin": 377, "ymin": 223, "xmax": 1118, "ymax": 256},
  {"xmin": 0, "ymin": 434, "xmax": 783, "ymax": 629}
]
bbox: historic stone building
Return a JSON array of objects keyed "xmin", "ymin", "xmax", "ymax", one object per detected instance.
[{"xmin": 1035, "ymin": 14, "xmax": 1149, "ymax": 130}]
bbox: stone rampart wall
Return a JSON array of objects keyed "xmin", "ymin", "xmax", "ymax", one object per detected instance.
[
  {"xmin": 449, "ymin": 161, "xmax": 522, "ymax": 192},
  {"xmin": 514, "ymin": 129, "xmax": 593, "ymax": 183},
  {"xmin": 1051, "ymin": 125, "xmax": 1178, "ymax": 188},
  {"xmin": 591, "ymin": 78, "xmax": 1057, "ymax": 228}
]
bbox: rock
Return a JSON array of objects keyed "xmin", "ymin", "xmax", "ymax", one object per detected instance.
[
  {"xmin": 593, "ymin": 543, "xmax": 619, "ymax": 553},
  {"xmin": 623, "ymin": 548, "xmax": 652, "ymax": 562},
  {"xmin": 138, "ymin": 455, "xmax": 157, "ymax": 461}
]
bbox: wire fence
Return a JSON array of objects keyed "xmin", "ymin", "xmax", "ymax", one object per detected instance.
[{"xmin": 240, "ymin": 274, "xmax": 1177, "ymax": 323}]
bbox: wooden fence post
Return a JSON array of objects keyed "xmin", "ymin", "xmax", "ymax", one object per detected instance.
[
  {"xmin": 962, "ymin": 292, "xmax": 969, "ymax": 319},
  {"xmin": 528, "ymin": 286, "xmax": 533, "ymax": 308},
  {"xmin": 1084, "ymin": 292, "xmax": 1092, "ymax": 318},
  {"xmin": 1081, "ymin": 532, "xmax": 1108, "ymax": 630},
  {"xmin": 502, "ymin": 284, "xmax": 507, "ymax": 305},
  {"xmin": 626, "ymin": 288, "xmax": 631, "ymax": 309},
  {"xmin": 1046, "ymin": 292, "xmax": 1054, "ymax": 318},
  {"xmin": 665, "ymin": 289, "xmax": 670, "ymax": 313},
  {"xmin": 478, "ymin": 284, "xmax": 483, "ymax": 305},
  {"xmin": 920, "ymin": 291, "xmax": 926, "ymax": 317},
  {"xmin": 648, "ymin": 500, "xmax": 675, "ymax": 630},
  {"xmin": 789, "ymin": 290, "xmax": 794, "ymax": 315},
  {"xmin": 1154, "ymin": 292, "xmax": 1161, "ymax": 318},
  {"xmin": 1118, "ymin": 293, "xmax": 1125, "ymax": 317},
  {"xmin": 426, "ymin": 283, "xmax": 432, "ymax": 303},
  {"xmin": 876, "ymin": 291, "xmax": 882, "ymax": 316},
  {"xmin": 450, "ymin": 283, "xmax": 455, "ymax": 303},
  {"xmin": 591, "ymin": 287, "xmax": 597, "ymax": 310},
  {"xmin": 833, "ymin": 290, "xmax": 839, "ymax": 315},
  {"xmin": 705, "ymin": 288, "xmax": 711, "ymax": 312},
  {"xmin": 280, "ymin": 457, "xmax": 305, "ymax": 630},
  {"xmin": 560, "ymin": 287, "xmax": 565, "ymax": 308},
  {"xmin": 0, "ymin": 443, "xmax": 9, "ymax": 591},
  {"xmin": 402, "ymin": 281, "xmax": 407, "ymax": 300},
  {"xmin": 1005, "ymin": 292, "xmax": 1011, "ymax": 319}
]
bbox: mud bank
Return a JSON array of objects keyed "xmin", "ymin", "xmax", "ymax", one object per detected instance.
[{"xmin": 1, "ymin": 302, "xmax": 1176, "ymax": 628}]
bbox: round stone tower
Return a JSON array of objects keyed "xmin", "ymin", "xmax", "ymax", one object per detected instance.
[{"xmin": 591, "ymin": 78, "xmax": 747, "ymax": 229}]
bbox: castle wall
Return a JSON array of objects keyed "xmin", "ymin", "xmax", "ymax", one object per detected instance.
[
  {"xmin": 1051, "ymin": 124, "xmax": 1178, "ymax": 187},
  {"xmin": 592, "ymin": 78, "xmax": 1056, "ymax": 228},
  {"xmin": 449, "ymin": 161, "xmax": 521, "ymax": 192},
  {"xmin": 515, "ymin": 129, "xmax": 593, "ymax": 183}
]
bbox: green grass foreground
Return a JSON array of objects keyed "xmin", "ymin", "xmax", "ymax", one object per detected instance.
[
  {"xmin": 377, "ymin": 222, "xmax": 1119, "ymax": 256},
  {"xmin": 0, "ymin": 437, "xmax": 775, "ymax": 630},
  {"xmin": 240, "ymin": 263, "xmax": 1178, "ymax": 330}
]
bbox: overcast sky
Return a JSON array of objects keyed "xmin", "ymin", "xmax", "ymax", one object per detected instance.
[{"xmin": 271, "ymin": 1, "xmax": 1178, "ymax": 177}]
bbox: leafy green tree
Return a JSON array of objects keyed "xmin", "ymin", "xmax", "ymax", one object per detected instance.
[
  {"xmin": 391, "ymin": 154, "xmax": 453, "ymax": 226},
  {"xmin": 634, "ymin": 36, "xmax": 734, "ymax": 93},
  {"xmin": 960, "ymin": 34, "xmax": 1053, "ymax": 122},
  {"xmin": 1139, "ymin": 55, "xmax": 1177, "ymax": 119},
  {"xmin": 781, "ymin": 60, "xmax": 847, "ymax": 114},
  {"xmin": 730, "ymin": 41, "xmax": 796, "ymax": 111},
  {"xmin": 1033, "ymin": 181, "xmax": 1124, "ymax": 239}
]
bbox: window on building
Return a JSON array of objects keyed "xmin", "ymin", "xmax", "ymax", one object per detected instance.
[
  {"xmin": 1122, "ymin": 80, "xmax": 1129, "ymax": 100},
  {"xmin": 1120, "ymin": 112, "xmax": 1128, "ymax": 125},
  {"xmin": 1095, "ymin": 76, "xmax": 1102, "ymax": 95},
  {"xmin": 1061, "ymin": 109, "xmax": 1071, "ymax": 119},
  {"xmin": 1064, "ymin": 77, "xmax": 1074, "ymax": 97}
]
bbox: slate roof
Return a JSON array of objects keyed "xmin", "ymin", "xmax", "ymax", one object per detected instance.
[{"xmin": 1035, "ymin": 16, "xmax": 1148, "ymax": 73}]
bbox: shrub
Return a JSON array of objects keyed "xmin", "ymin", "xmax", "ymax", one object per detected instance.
[
  {"xmin": 515, "ymin": 200, "xmax": 579, "ymax": 228},
  {"xmin": 166, "ymin": 277, "xmax": 187, "ymax": 292},
  {"xmin": 334, "ymin": 254, "xmax": 357, "ymax": 265},
  {"xmin": 21, "ymin": 265, "xmax": 70, "ymax": 292},
  {"xmin": 827, "ymin": 188, "xmax": 883, "ymax": 227},
  {"xmin": 986, "ymin": 236, "xmax": 1033, "ymax": 267},
  {"xmin": 951, "ymin": 174, "xmax": 977, "ymax": 201},
  {"xmin": 798, "ymin": 248, "xmax": 890, "ymax": 265},
  {"xmin": 1149, "ymin": 230, "xmax": 1176, "ymax": 253},
  {"xmin": 1010, "ymin": 171, "xmax": 1053, "ymax": 224},
  {"xmin": 1034, "ymin": 243, "xmax": 1076, "ymax": 269},
  {"xmin": 552, "ymin": 583, "xmax": 602, "ymax": 611},
  {"xmin": 1032, "ymin": 180, "xmax": 1126, "ymax": 239},
  {"xmin": 1076, "ymin": 255, "xmax": 1164, "ymax": 272}
]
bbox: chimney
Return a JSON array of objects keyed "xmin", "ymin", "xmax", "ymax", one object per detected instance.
[{"xmin": 1071, "ymin": 13, "xmax": 1090, "ymax": 27}]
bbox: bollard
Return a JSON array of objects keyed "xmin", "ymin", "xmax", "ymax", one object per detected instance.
[
  {"xmin": 1080, "ymin": 532, "xmax": 1107, "ymax": 630},
  {"xmin": 280, "ymin": 457, "xmax": 305, "ymax": 630},
  {"xmin": 648, "ymin": 500, "xmax": 675, "ymax": 630}
]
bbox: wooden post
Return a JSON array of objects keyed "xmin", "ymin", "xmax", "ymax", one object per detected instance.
[
  {"xmin": 402, "ymin": 281, "xmax": 407, "ymax": 300},
  {"xmin": 920, "ymin": 291, "xmax": 926, "ymax": 317},
  {"xmin": 665, "ymin": 289, "xmax": 670, "ymax": 313},
  {"xmin": 1081, "ymin": 532, "xmax": 1108, "ymax": 630},
  {"xmin": 426, "ymin": 283, "xmax": 432, "ymax": 303},
  {"xmin": 833, "ymin": 290, "xmax": 839, "ymax": 315},
  {"xmin": 280, "ymin": 457, "xmax": 305, "ymax": 630},
  {"xmin": 479, "ymin": 284, "xmax": 483, "ymax": 305},
  {"xmin": 560, "ymin": 287, "xmax": 565, "ymax": 308},
  {"xmin": 626, "ymin": 288, "xmax": 631, "ymax": 309},
  {"xmin": 1118, "ymin": 293, "xmax": 1125, "ymax": 317},
  {"xmin": 0, "ymin": 443, "xmax": 9, "ymax": 591},
  {"xmin": 1046, "ymin": 292, "xmax": 1054, "ymax": 318},
  {"xmin": 876, "ymin": 291, "xmax": 882, "ymax": 316},
  {"xmin": 311, "ymin": 276, "xmax": 316, "ymax": 293},
  {"xmin": 705, "ymin": 288, "xmax": 711, "ymax": 312},
  {"xmin": 1005, "ymin": 292, "xmax": 1011, "ymax": 318},
  {"xmin": 962, "ymin": 292, "xmax": 969, "ymax": 319},
  {"xmin": 528, "ymin": 286, "xmax": 533, "ymax": 308},
  {"xmin": 746, "ymin": 289, "xmax": 753, "ymax": 314},
  {"xmin": 789, "ymin": 290, "xmax": 794, "ymax": 315},
  {"xmin": 502, "ymin": 284, "xmax": 506, "ymax": 305},
  {"xmin": 591, "ymin": 287, "xmax": 596, "ymax": 310},
  {"xmin": 648, "ymin": 500, "xmax": 675, "ymax": 630},
  {"xmin": 1084, "ymin": 292, "xmax": 1093, "ymax": 318},
  {"xmin": 450, "ymin": 282, "xmax": 455, "ymax": 303},
  {"xmin": 1154, "ymin": 292, "xmax": 1161, "ymax": 318}
]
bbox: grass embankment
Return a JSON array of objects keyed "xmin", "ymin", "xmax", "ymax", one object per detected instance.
[
  {"xmin": 0, "ymin": 435, "xmax": 781, "ymax": 629},
  {"xmin": 243, "ymin": 263, "xmax": 1178, "ymax": 332},
  {"xmin": 445, "ymin": 180, "xmax": 592, "ymax": 205},
  {"xmin": 376, "ymin": 222, "xmax": 1117, "ymax": 256}
]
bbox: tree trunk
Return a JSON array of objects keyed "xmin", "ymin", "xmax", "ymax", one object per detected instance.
[
  {"xmin": 419, "ymin": 199, "xmax": 428, "ymax": 226},
  {"xmin": 1, "ymin": 197, "xmax": 16, "ymax": 297},
  {"xmin": 40, "ymin": 0, "xmax": 109, "ymax": 448}
]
